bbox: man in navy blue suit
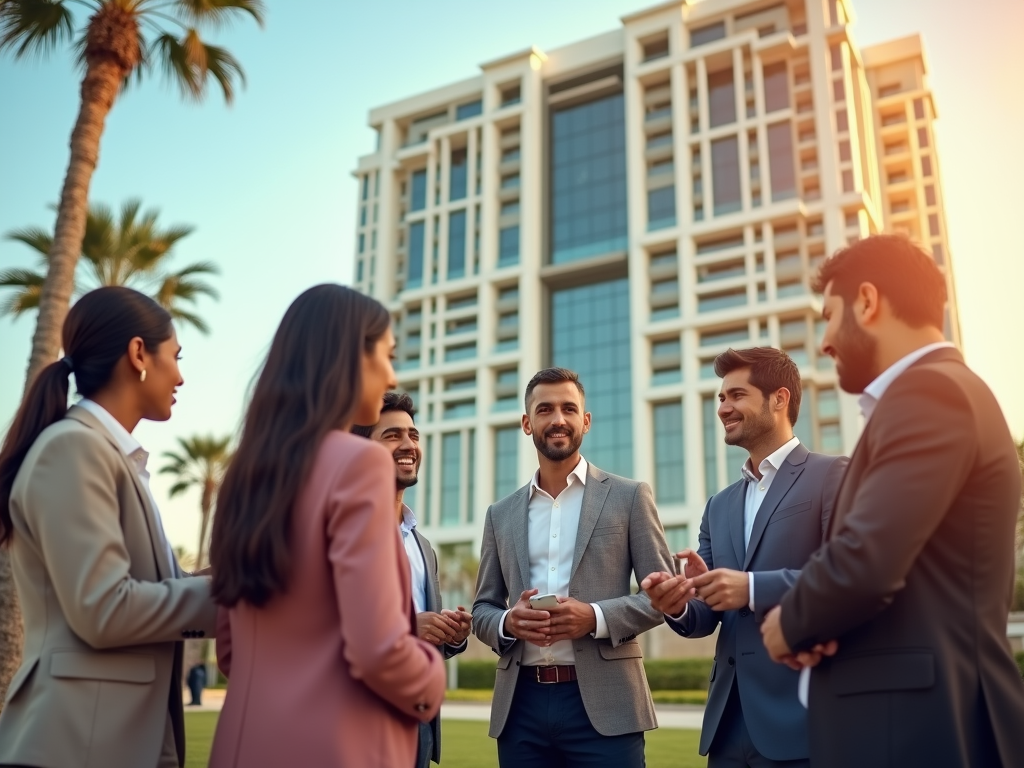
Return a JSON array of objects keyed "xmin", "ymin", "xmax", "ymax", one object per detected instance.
[{"xmin": 643, "ymin": 347, "xmax": 847, "ymax": 767}]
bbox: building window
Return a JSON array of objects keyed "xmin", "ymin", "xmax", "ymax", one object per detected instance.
[
  {"xmin": 494, "ymin": 427, "xmax": 521, "ymax": 501},
  {"xmin": 767, "ymin": 122, "xmax": 796, "ymax": 201},
  {"xmin": 407, "ymin": 222, "xmax": 425, "ymax": 289},
  {"xmin": 690, "ymin": 21, "xmax": 726, "ymax": 47},
  {"xmin": 550, "ymin": 93, "xmax": 628, "ymax": 264},
  {"xmin": 445, "ymin": 342, "xmax": 476, "ymax": 362},
  {"xmin": 932, "ymin": 243, "xmax": 945, "ymax": 266},
  {"xmin": 914, "ymin": 98, "xmax": 925, "ymax": 120},
  {"xmin": 357, "ymin": 234, "xmax": 365, "ymax": 254},
  {"xmin": 835, "ymin": 109, "xmax": 848, "ymax": 133},
  {"xmin": 928, "ymin": 213, "xmax": 940, "ymax": 237},
  {"xmin": 702, "ymin": 396, "xmax": 719, "ymax": 496},
  {"xmin": 832, "ymin": 79, "xmax": 845, "ymax": 102},
  {"xmin": 763, "ymin": 62, "xmax": 789, "ymax": 112},
  {"xmin": 456, "ymin": 100, "xmax": 482, "ymax": 121},
  {"xmin": 924, "ymin": 185, "xmax": 936, "ymax": 206},
  {"xmin": 830, "ymin": 44, "xmax": 843, "ymax": 72},
  {"xmin": 664, "ymin": 524, "xmax": 689, "ymax": 552},
  {"xmin": 410, "ymin": 169, "xmax": 427, "ymax": 211},
  {"xmin": 499, "ymin": 225, "xmax": 520, "ymax": 267},
  {"xmin": 444, "ymin": 401, "xmax": 476, "ymax": 419},
  {"xmin": 648, "ymin": 186, "xmax": 677, "ymax": 230},
  {"xmin": 838, "ymin": 139, "xmax": 851, "ymax": 162},
  {"xmin": 440, "ymin": 433, "xmax": 461, "ymax": 526},
  {"xmin": 501, "ymin": 85, "xmax": 521, "ymax": 107},
  {"xmin": 711, "ymin": 136, "xmax": 741, "ymax": 216},
  {"xmin": 653, "ymin": 401, "xmax": 685, "ymax": 503},
  {"xmin": 842, "ymin": 169, "xmax": 854, "ymax": 192},
  {"xmin": 450, "ymin": 148, "xmax": 468, "ymax": 201},
  {"xmin": 917, "ymin": 127, "xmax": 929, "ymax": 149},
  {"xmin": 642, "ymin": 36, "xmax": 670, "ymax": 62},
  {"xmin": 448, "ymin": 210, "xmax": 467, "ymax": 280},
  {"xmin": 708, "ymin": 68, "xmax": 737, "ymax": 127},
  {"xmin": 921, "ymin": 156, "xmax": 933, "ymax": 177},
  {"xmin": 551, "ymin": 279, "xmax": 633, "ymax": 477},
  {"xmin": 361, "ymin": 175, "xmax": 369, "ymax": 201}
]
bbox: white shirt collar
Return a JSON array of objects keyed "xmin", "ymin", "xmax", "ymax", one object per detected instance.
[
  {"xmin": 76, "ymin": 398, "xmax": 143, "ymax": 459},
  {"xmin": 741, "ymin": 436, "xmax": 801, "ymax": 483},
  {"xmin": 399, "ymin": 503, "xmax": 418, "ymax": 534},
  {"xmin": 529, "ymin": 455, "xmax": 589, "ymax": 498},
  {"xmin": 859, "ymin": 341, "xmax": 955, "ymax": 421}
]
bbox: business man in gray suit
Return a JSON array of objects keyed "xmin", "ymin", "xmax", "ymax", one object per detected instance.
[
  {"xmin": 473, "ymin": 368, "xmax": 672, "ymax": 768},
  {"xmin": 643, "ymin": 348, "xmax": 847, "ymax": 767},
  {"xmin": 352, "ymin": 392, "xmax": 472, "ymax": 768}
]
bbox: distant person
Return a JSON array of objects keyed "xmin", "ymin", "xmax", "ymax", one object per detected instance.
[
  {"xmin": 642, "ymin": 347, "xmax": 847, "ymax": 768},
  {"xmin": 0, "ymin": 286, "xmax": 217, "ymax": 768},
  {"xmin": 186, "ymin": 662, "xmax": 207, "ymax": 706},
  {"xmin": 353, "ymin": 391, "xmax": 472, "ymax": 768},
  {"xmin": 760, "ymin": 235, "xmax": 1024, "ymax": 766},
  {"xmin": 473, "ymin": 367, "xmax": 672, "ymax": 768},
  {"xmin": 208, "ymin": 285, "xmax": 446, "ymax": 768}
]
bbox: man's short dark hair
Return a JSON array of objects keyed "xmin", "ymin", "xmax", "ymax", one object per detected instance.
[
  {"xmin": 350, "ymin": 391, "xmax": 416, "ymax": 438},
  {"xmin": 524, "ymin": 367, "xmax": 585, "ymax": 411},
  {"xmin": 812, "ymin": 235, "xmax": 946, "ymax": 330},
  {"xmin": 714, "ymin": 347, "xmax": 802, "ymax": 425}
]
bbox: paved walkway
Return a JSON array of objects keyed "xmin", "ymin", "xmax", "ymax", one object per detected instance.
[{"xmin": 186, "ymin": 689, "xmax": 704, "ymax": 730}]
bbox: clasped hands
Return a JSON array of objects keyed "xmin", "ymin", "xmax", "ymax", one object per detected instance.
[
  {"xmin": 641, "ymin": 550, "xmax": 839, "ymax": 671},
  {"xmin": 417, "ymin": 606, "xmax": 472, "ymax": 647},
  {"xmin": 503, "ymin": 588, "xmax": 596, "ymax": 646}
]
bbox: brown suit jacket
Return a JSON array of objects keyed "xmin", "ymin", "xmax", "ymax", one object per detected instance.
[
  {"xmin": 0, "ymin": 405, "xmax": 217, "ymax": 768},
  {"xmin": 209, "ymin": 432, "xmax": 446, "ymax": 768},
  {"xmin": 780, "ymin": 347, "xmax": 1024, "ymax": 767}
]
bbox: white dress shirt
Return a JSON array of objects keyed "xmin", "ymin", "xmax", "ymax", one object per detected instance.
[
  {"xmin": 399, "ymin": 504, "xmax": 428, "ymax": 614},
  {"xmin": 741, "ymin": 436, "xmax": 802, "ymax": 611},
  {"xmin": 798, "ymin": 340, "xmax": 954, "ymax": 707},
  {"xmin": 76, "ymin": 398, "xmax": 176, "ymax": 569},
  {"xmin": 498, "ymin": 456, "xmax": 609, "ymax": 666}
]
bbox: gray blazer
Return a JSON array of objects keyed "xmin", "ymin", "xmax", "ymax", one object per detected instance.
[
  {"xmin": 472, "ymin": 462, "xmax": 672, "ymax": 738},
  {"xmin": 411, "ymin": 527, "xmax": 466, "ymax": 764},
  {"xmin": 668, "ymin": 443, "xmax": 847, "ymax": 761}
]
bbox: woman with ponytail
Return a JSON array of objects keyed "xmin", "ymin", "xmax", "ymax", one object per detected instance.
[{"xmin": 0, "ymin": 286, "xmax": 216, "ymax": 768}]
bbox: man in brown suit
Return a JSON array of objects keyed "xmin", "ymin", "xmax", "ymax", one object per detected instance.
[{"xmin": 761, "ymin": 235, "xmax": 1024, "ymax": 766}]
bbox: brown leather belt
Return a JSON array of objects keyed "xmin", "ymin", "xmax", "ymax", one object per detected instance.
[{"xmin": 523, "ymin": 665, "xmax": 578, "ymax": 684}]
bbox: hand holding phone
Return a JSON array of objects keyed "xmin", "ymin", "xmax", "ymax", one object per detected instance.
[{"xmin": 528, "ymin": 593, "xmax": 560, "ymax": 610}]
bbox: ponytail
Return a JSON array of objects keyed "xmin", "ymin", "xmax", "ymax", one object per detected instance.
[
  {"xmin": 0, "ymin": 361, "xmax": 72, "ymax": 544},
  {"xmin": 0, "ymin": 286, "xmax": 172, "ymax": 545}
]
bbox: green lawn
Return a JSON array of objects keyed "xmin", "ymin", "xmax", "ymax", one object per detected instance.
[{"xmin": 185, "ymin": 712, "xmax": 706, "ymax": 768}]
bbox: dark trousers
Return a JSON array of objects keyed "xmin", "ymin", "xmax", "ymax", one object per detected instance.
[
  {"xmin": 415, "ymin": 720, "xmax": 434, "ymax": 768},
  {"xmin": 708, "ymin": 684, "xmax": 809, "ymax": 768},
  {"xmin": 497, "ymin": 667, "xmax": 645, "ymax": 768}
]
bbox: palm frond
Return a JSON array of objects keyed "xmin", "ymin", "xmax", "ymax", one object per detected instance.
[
  {"xmin": 4, "ymin": 225, "xmax": 53, "ymax": 259},
  {"xmin": 167, "ymin": 480, "xmax": 192, "ymax": 498},
  {"xmin": 167, "ymin": 305, "xmax": 210, "ymax": 334},
  {"xmin": 0, "ymin": 0, "xmax": 75, "ymax": 59},
  {"xmin": 173, "ymin": 0, "xmax": 265, "ymax": 29},
  {"xmin": 0, "ymin": 267, "xmax": 45, "ymax": 317},
  {"xmin": 154, "ymin": 28, "xmax": 243, "ymax": 104}
]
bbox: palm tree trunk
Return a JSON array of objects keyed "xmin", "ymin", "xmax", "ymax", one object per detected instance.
[
  {"xmin": 23, "ymin": 58, "xmax": 125, "ymax": 389},
  {"xmin": 2, "ymin": 57, "xmax": 126, "ymax": 707},
  {"xmin": 0, "ymin": 551, "xmax": 22, "ymax": 713},
  {"xmin": 196, "ymin": 481, "xmax": 214, "ymax": 570}
]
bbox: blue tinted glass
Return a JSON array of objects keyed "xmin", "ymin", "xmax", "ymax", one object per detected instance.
[
  {"xmin": 690, "ymin": 21, "xmax": 726, "ymax": 47},
  {"xmin": 467, "ymin": 430, "xmax": 476, "ymax": 522},
  {"xmin": 767, "ymin": 122, "xmax": 796, "ymax": 201},
  {"xmin": 456, "ymin": 100, "xmax": 483, "ymax": 120},
  {"xmin": 711, "ymin": 136, "xmax": 742, "ymax": 215},
  {"xmin": 410, "ymin": 170, "xmax": 427, "ymax": 211},
  {"xmin": 450, "ymin": 150, "xmax": 468, "ymax": 201},
  {"xmin": 448, "ymin": 210, "xmax": 467, "ymax": 279},
  {"xmin": 550, "ymin": 94, "xmax": 629, "ymax": 264},
  {"xmin": 494, "ymin": 427, "xmax": 520, "ymax": 500},
  {"xmin": 653, "ymin": 401, "xmax": 685, "ymax": 503},
  {"xmin": 408, "ymin": 222, "xmax": 425, "ymax": 288},
  {"xmin": 499, "ymin": 226, "xmax": 520, "ymax": 266},
  {"xmin": 441, "ymin": 433, "xmax": 461, "ymax": 525},
  {"xmin": 648, "ymin": 186, "xmax": 677, "ymax": 230},
  {"xmin": 551, "ymin": 279, "xmax": 633, "ymax": 477}
]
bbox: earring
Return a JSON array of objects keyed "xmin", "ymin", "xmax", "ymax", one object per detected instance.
[{"xmin": 140, "ymin": 369, "xmax": 147, "ymax": 383}]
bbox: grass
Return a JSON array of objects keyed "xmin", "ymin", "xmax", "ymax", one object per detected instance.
[{"xmin": 185, "ymin": 712, "xmax": 707, "ymax": 768}]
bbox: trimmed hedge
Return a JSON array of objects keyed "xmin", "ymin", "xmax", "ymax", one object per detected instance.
[
  {"xmin": 1016, "ymin": 651, "xmax": 1024, "ymax": 678},
  {"xmin": 454, "ymin": 657, "xmax": 714, "ymax": 691}
]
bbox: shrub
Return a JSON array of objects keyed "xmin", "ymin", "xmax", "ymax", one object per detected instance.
[
  {"xmin": 1016, "ymin": 651, "xmax": 1024, "ymax": 678},
  {"xmin": 452, "ymin": 657, "xmax": 714, "ymax": 691}
]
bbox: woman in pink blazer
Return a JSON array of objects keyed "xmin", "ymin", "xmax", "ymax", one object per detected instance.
[{"xmin": 208, "ymin": 285, "xmax": 446, "ymax": 768}]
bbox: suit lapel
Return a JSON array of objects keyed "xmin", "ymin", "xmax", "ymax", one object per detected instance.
[
  {"xmin": 413, "ymin": 529, "xmax": 440, "ymax": 613},
  {"xmin": 725, "ymin": 482, "xmax": 747, "ymax": 567},
  {"xmin": 509, "ymin": 486, "xmax": 532, "ymax": 591},
  {"xmin": 571, "ymin": 464, "xmax": 610, "ymax": 579},
  {"xmin": 742, "ymin": 445, "xmax": 809, "ymax": 570},
  {"xmin": 66, "ymin": 406, "xmax": 174, "ymax": 580}
]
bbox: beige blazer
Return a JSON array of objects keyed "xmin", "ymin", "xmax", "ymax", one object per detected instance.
[
  {"xmin": 209, "ymin": 432, "xmax": 447, "ymax": 768},
  {"xmin": 0, "ymin": 405, "xmax": 217, "ymax": 768}
]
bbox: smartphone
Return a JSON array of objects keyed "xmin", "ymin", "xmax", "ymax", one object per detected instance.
[
  {"xmin": 673, "ymin": 554, "xmax": 687, "ymax": 578},
  {"xmin": 529, "ymin": 593, "xmax": 559, "ymax": 610}
]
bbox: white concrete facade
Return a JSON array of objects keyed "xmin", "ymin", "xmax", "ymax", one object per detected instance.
[{"xmin": 351, "ymin": 0, "xmax": 958, "ymax": 656}]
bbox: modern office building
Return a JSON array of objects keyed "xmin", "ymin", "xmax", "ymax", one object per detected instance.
[{"xmin": 351, "ymin": 0, "xmax": 959, "ymax": 644}]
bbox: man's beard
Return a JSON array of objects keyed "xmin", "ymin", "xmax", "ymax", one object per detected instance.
[
  {"xmin": 832, "ymin": 306, "xmax": 879, "ymax": 394},
  {"xmin": 533, "ymin": 425, "xmax": 584, "ymax": 462},
  {"xmin": 396, "ymin": 473, "xmax": 418, "ymax": 490},
  {"xmin": 723, "ymin": 399, "xmax": 775, "ymax": 449}
]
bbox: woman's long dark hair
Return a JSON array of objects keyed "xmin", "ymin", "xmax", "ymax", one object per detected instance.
[
  {"xmin": 0, "ymin": 287, "xmax": 173, "ymax": 545},
  {"xmin": 210, "ymin": 284, "xmax": 390, "ymax": 608}
]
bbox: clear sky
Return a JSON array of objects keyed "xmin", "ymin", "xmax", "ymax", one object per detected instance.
[{"xmin": 1, "ymin": 0, "xmax": 1022, "ymax": 554}]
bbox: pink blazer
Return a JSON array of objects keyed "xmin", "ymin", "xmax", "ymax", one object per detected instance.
[{"xmin": 209, "ymin": 432, "xmax": 446, "ymax": 768}]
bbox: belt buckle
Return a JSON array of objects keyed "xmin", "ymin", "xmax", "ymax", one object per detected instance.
[{"xmin": 536, "ymin": 666, "xmax": 559, "ymax": 684}]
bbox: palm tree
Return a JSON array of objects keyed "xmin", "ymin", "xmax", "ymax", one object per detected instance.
[
  {"xmin": 160, "ymin": 435, "xmax": 231, "ymax": 571},
  {"xmin": 0, "ymin": 0, "xmax": 264, "ymax": 388},
  {"xmin": 1, "ymin": 198, "xmax": 219, "ymax": 332}
]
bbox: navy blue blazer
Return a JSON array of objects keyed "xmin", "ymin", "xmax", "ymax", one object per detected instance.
[{"xmin": 668, "ymin": 442, "xmax": 847, "ymax": 761}]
